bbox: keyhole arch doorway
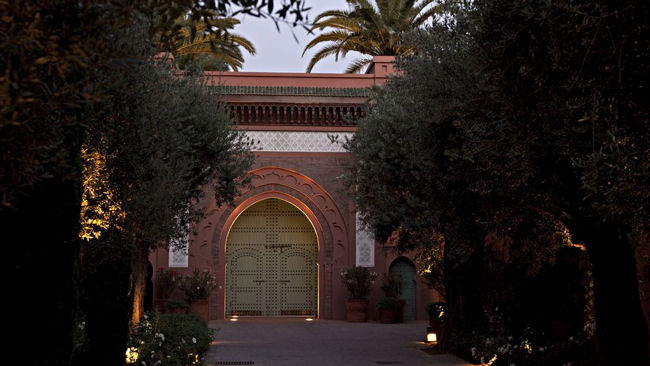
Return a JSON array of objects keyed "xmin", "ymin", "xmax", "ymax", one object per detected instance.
[
  {"xmin": 390, "ymin": 257, "xmax": 417, "ymax": 321},
  {"xmin": 225, "ymin": 197, "xmax": 319, "ymax": 317}
]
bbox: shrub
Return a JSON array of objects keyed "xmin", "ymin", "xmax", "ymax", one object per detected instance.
[
  {"xmin": 376, "ymin": 297, "xmax": 402, "ymax": 309},
  {"xmin": 127, "ymin": 312, "xmax": 212, "ymax": 365},
  {"xmin": 451, "ymin": 329, "xmax": 597, "ymax": 366},
  {"xmin": 379, "ymin": 273, "xmax": 403, "ymax": 298},
  {"xmin": 181, "ymin": 269, "xmax": 217, "ymax": 300},
  {"xmin": 340, "ymin": 266, "xmax": 377, "ymax": 300},
  {"xmin": 165, "ymin": 298, "xmax": 189, "ymax": 310},
  {"xmin": 425, "ymin": 302, "xmax": 446, "ymax": 320}
]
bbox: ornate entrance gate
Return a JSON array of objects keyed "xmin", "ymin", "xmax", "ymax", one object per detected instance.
[{"xmin": 226, "ymin": 199, "xmax": 318, "ymax": 316}]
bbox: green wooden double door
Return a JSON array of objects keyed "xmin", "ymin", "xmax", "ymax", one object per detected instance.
[{"xmin": 226, "ymin": 199, "xmax": 318, "ymax": 316}]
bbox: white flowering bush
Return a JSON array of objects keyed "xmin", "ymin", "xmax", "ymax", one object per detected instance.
[
  {"xmin": 455, "ymin": 328, "xmax": 595, "ymax": 366},
  {"xmin": 181, "ymin": 269, "xmax": 217, "ymax": 300},
  {"xmin": 126, "ymin": 312, "xmax": 212, "ymax": 365}
]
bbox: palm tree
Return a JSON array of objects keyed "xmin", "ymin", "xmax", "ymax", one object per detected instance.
[
  {"xmin": 302, "ymin": 0, "xmax": 443, "ymax": 73},
  {"xmin": 174, "ymin": 16, "xmax": 256, "ymax": 71}
]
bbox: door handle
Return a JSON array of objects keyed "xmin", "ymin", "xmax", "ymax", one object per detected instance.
[
  {"xmin": 254, "ymin": 280, "xmax": 265, "ymax": 283},
  {"xmin": 277, "ymin": 280, "xmax": 290, "ymax": 283}
]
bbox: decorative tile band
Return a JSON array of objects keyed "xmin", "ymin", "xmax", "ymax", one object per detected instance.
[
  {"xmin": 211, "ymin": 85, "xmax": 372, "ymax": 97},
  {"xmin": 169, "ymin": 237, "xmax": 188, "ymax": 268},
  {"xmin": 356, "ymin": 213, "xmax": 375, "ymax": 267},
  {"xmin": 245, "ymin": 131, "xmax": 353, "ymax": 152}
]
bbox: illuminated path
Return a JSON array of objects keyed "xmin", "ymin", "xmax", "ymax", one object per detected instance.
[{"xmin": 205, "ymin": 318, "xmax": 469, "ymax": 366}]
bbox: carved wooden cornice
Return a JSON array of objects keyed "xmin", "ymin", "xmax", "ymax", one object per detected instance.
[{"xmin": 228, "ymin": 103, "xmax": 366, "ymax": 127}]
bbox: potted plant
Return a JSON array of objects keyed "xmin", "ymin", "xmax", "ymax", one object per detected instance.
[
  {"xmin": 164, "ymin": 298, "xmax": 188, "ymax": 314},
  {"xmin": 377, "ymin": 297, "xmax": 402, "ymax": 323},
  {"xmin": 378, "ymin": 273, "xmax": 403, "ymax": 323},
  {"xmin": 380, "ymin": 273, "xmax": 403, "ymax": 298},
  {"xmin": 181, "ymin": 269, "xmax": 217, "ymax": 320},
  {"xmin": 154, "ymin": 268, "xmax": 178, "ymax": 311},
  {"xmin": 340, "ymin": 266, "xmax": 377, "ymax": 322}
]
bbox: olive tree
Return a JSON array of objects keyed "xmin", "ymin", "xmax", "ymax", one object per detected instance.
[{"xmin": 348, "ymin": 1, "xmax": 648, "ymax": 364}]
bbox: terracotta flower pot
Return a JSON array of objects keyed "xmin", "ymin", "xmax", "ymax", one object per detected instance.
[
  {"xmin": 345, "ymin": 299, "xmax": 369, "ymax": 322},
  {"xmin": 189, "ymin": 299, "xmax": 209, "ymax": 320}
]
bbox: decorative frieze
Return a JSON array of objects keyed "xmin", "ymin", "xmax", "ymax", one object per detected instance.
[
  {"xmin": 245, "ymin": 131, "xmax": 353, "ymax": 152},
  {"xmin": 229, "ymin": 103, "xmax": 366, "ymax": 126}
]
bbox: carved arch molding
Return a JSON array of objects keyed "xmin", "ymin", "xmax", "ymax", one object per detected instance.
[
  {"xmin": 209, "ymin": 166, "xmax": 349, "ymax": 319},
  {"xmin": 248, "ymin": 165, "xmax": 347, "ymax": 251},
  {"xmin": 210, "ymin": 166, "xmax": 350, "ymax": 263}
]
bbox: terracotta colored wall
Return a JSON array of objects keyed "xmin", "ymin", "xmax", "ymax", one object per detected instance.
[{"xmin": 150, "ymin": 56, "xmax": 441, "ymax": 321}]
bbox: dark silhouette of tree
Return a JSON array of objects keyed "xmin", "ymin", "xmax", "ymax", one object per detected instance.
[
  {"xmin": 1, "ymin": 2, "xmax": 310, "ymax": 365},
  {"xmin": 348, "ymin": 1, "xmax": 648, "ymax": 364}
]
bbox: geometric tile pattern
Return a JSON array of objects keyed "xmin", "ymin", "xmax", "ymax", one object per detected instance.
[
  {"xmin": 355, "ymin": 212, "xmax": 375, "ymax": 267},
  {"xmin": 245, "ymin": 131, "xmax": 354, "ymax": 152},
  {"xmin": 211, "ymin": 85, "xmax": 371, "ymax": 97},
  {"xmin": 168, "ymin": 236, "xmax": 189, "ymax": 268}
]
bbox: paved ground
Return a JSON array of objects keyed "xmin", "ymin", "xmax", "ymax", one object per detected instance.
[{"xmin": 205, "ymin": 318, "xmax": 470, "ymax": 366}]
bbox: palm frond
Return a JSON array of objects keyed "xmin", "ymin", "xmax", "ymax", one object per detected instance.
[
  {"xmin": 413, "ymin": 2, "xmax": 445, "ymax": 26},
  {"xmin": 311, "ymin": 10, "xmax": 351, "ymax": 25},
  {"xmin": 172, "ymin": 16, "xmax": 255, "ymax": 71},
  {"xmin": 302, "ymin": 31, "xmax": 355, "ymax": 56},
  {"xmin": 303, "ymin": 0, "xmax": 435, "ymax": 72},
  {"xmin": 305, "ymin": 44, "xmax": 346, "ymax": 72},
  {"xmin": 344, "ymin": 57, "xmax": 373, "ymax": 74}
]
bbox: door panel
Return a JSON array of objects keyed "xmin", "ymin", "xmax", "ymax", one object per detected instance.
[
  {"xmin": 390, "ymin": 261, "xmax": 416, "ymax": 321},
  {"xmin": 227, "ymin": 248, "xmax": 264, "ymax": 316},
  {"xmin": 226, "ymin": 199, "xmax": 318, "ymax": 317}
]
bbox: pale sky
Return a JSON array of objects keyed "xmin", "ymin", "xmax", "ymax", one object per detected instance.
[{"xmin": 234, "ymin": 0, "xmax": 364, "ymax": 73}]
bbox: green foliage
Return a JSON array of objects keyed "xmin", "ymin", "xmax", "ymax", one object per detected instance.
[
  {"xmin": 425, "ymin": 302, "xmax": 445, "ymax": 320},
  {"xmin": 165, "ymin": 298, "xmax": 189, "ymax": 310},
  {"xmin": 348, "ymin": 0, "xmax": 648, "ymax": 363},
  {"xmin": 127, "ymin": 313, "xmax": 212, "ymax": 366},
  {"xmin": 176, "ymin": 53, "xmax": 230, "ymax": 72},
  {"xmin": 376, "ymin": 296, "xmax": 401, "ymax": 309},
  {"xmin": 451, "ymin": 328, "xmax": 597, "ymax": 366},
  {"xmin": 340, "ymin": 266, "xmax": 378, "ymax": 299},
  {"xmin": 82, "ymin": 33, "xmax": 254, "ymax": 252},
  {"xmin": 172, "ymin": 15, "xmax": 256, "ymax": 71},
  {"xmin": 379, "ymin": 273, "xmax": 403, "ymax": 298},
  {"xmin": 302, "ymin": 0, "xmax": 447, "ymax": 72},
  {"xmin": 0, "ymin": 1, "xmax": 308, "ymax": 364},
  {"xmin": 181, "ymin": 269, "xmax": 218, "ymax": 300}
]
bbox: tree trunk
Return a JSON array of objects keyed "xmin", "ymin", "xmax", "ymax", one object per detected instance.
[
  {"xmin": 131, "ymin": 245, "xmax": 149, "ymax": 324},
  {"xmin": 5, "ymin": 178, "xmax": 82, "ymax": 366},
  {"xmin": 635, "ymin": 233, "xmax": 650, "ymax": 361},
  {"xmin": 588, "ymin": 224, "xmax": 649, "ymax": 365},
  {"xmin": 76, "ymin": 234, "xmax": 133, "ymax": 366}
]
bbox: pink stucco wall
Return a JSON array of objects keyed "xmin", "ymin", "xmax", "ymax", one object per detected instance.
[{"xmin": 151, "ymin": 56, "xmax": 440, "ymax": 320}]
